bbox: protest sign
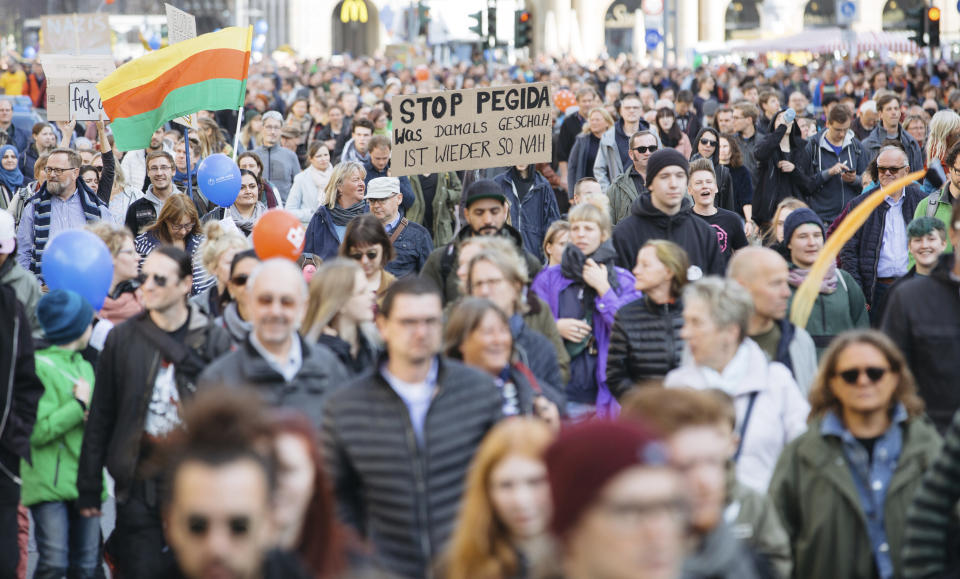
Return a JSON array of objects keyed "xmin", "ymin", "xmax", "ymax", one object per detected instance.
[
  {"xmin": 68, "ymin": 82, "xmax": 106, "ymax": 121},
  {"xmin": 165, "ymin": 4, "xmax": 200, "ymax": 130},
  {"xmin": 40, "ymin": 13, "xmax": 111, "ymax": 55},
  {"xmin": 39, "ymin": 54, "xmax": 116, "ymax": 121},
  {"xmin": 390, "ymin": 83, "xmax": 553, "ymax": 176}
]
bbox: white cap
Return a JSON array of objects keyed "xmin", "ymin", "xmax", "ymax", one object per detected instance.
[
  {"xmin": 364, "ymin": 177, "xmax": 400, "ymax": 200},
  {"xmin": 0, "ymin": 210, "xmax": 14, "ymax": 255}
]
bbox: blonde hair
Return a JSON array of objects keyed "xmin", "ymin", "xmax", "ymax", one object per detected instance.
[
  {"xmin": 324, "ymin": 162, "xmax": 366, "ymax": 209},
  {"xmin": 642, "ymin": 239, "xmax": 690, "ymax": 298},
  {"xmin": 442, "ymin": 418, "xmax": 555, "ymax": 579},
  {"xmin": 302, "ymin": 259, "xmax": 366, "ymax": 340},
  {"xmin": 764, "ymin": 197, "xmax": 808, "ymax": 245},
  {"xmin": 86, "ymin": 221, "xmax": 133, "ymax": 257},
  {"xmin": 581, "ymin": 107, "xmax": 614, "ymax": 134},
  {"xmin": 925, "ymin": 109, "xmax": 960, "ymax": 165},
  {"xmin": 197, "ymin": 221, "xmax": 249, "ymax": 275},
  {"xmin": 568, "ymin": 201, "xmax": 612, "ymax": 239}
]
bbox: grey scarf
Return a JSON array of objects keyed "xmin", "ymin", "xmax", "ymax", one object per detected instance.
[
  {"xmin": 330, "ymin": 200, "xmax": 367, "ymax": 226},
  {"xmin": 229, "ymin": 202, "xmax": 266, "ymax": 236}
]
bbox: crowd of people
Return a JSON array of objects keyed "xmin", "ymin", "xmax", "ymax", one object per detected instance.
[{"xmin": 3, "ymin": 49, "xmax": 960, "ymax": 578}]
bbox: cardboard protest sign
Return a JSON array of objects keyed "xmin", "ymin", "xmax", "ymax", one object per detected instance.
[
  {"xmin": 68, "ymin": 82, "xmax": 106, "ymax": 121},
  {"xmin": 390, "ymin": 83, "xmax": 553, "ymax": 176},
  {"xmin": 39, "ymin": 55, "xmax": 116, "ymax": 121},
  {"xmin": 165, "ymin": 4, "xmax": 200, "ymax": 130},
  {"xmin": 40, "ymin": 13, "xmax": 111, "ymax": 55}
]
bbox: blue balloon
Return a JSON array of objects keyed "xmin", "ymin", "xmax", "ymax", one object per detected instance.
[
  {"xmin": 253, "ymin": 35, "xmax": 266, "ymax": 51},
  {"xmin": 198, "ymin": 153, "xmax": 242, "ymax": 207},
  {"xmin": 41, "ymin": 230, "xmax": 114, "ymax": 310},
  {"xmin": 255, "ymin": 19, "xmax": 269, "ymax": 35},
  {"xmin": 148, "ymin": 36, "xmax": 161, "ymax": 50},
  {"xmin": 23, "ymin": 46, "xmax": 36, "ymax": 60}
]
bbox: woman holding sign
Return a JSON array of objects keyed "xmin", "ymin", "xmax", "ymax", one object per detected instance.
[{"xmin": 303, "ymin": 161, "xmax": 367, "ymax": 261}]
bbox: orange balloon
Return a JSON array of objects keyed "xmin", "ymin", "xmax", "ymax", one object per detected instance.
[
  {"xmin": 554, "ymin": 89, "xmax": 576, "ymax": 113},
  {"xmin": 415, "ymin": 65, "xmax": 430, "ymax": 82},
  {"xmin": 252, "ymin": 209, "xmax": 306, "ymax": 261}
]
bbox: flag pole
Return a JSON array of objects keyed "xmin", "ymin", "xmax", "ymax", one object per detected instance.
[
  {"xmin": 232, "ymin": 106, "xmax": 244, "ymax": 161},
  {"xmin": 183, "ymin": 124, "xmax": 193, "ymax": 201}
]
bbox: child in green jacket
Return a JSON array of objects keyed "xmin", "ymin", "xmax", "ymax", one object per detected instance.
[{"xmin": 20, "ymin": 289, "xmax": 104, "ymax": 578}]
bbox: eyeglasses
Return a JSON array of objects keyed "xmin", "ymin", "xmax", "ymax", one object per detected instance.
[
  {"xmin": 349, "ymin": 250, "xmax": 380, "ymax": 261},
  {"xmin": 836, "ymin": 366, "xmax": 889, "ymax": 384},
  {"xmin": 368, "ymin": 194, "xmax": 397, "ymax": 205},
  {"xmin": 700, "ymin": 138, "xmax": 718, "ymax": 147},
  {"xmin": 139, "ymin": 272, "xmax": 171, "ymax": 287},
  {"xmin": 44, "ymin": 166, "xmax": 76, "ymax": 177},
  {"xmin": 170, "ymin": 222, "xmax": 195, "ymax": 232},
  {"xmin": 230, "ymin": 274, "xmax": 249, "ymax": 286},
  {"xmin": 877, "ymin": 165, "xmax": 907, "ymax": 175},
  {"xmin": 632, "ymin": 145, "xmax": 658, "ymax": 154}
]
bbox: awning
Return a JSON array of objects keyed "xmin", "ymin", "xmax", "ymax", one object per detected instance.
[{"xmin": 718, "ymin": 28, "xmax": 919, "ymax": 55}]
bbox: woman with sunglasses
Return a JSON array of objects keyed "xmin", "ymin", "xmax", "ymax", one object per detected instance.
[
  {"xmin": 566, "ymin": 108, "xmax": 614, "ymax": 194},
  {"xmin": 769, "ymin": 330, "xmax": 939, "ymax": 579},
  {"xmin": 134, "ymin": 194, "xmax": 212, "ymax": 296},
  {"xmin": 214, "ymin": 249, "xmax": 261, "ymax": 345},
  {"xmin": 690, "ymin": 127, "xmax": 736, "ymax": 214},
  {"xmin": 301, "ymin": 259, "xmax": 378, "ymax": 376},
  {"xmin": 201, "ymin": 169, "xmax": 266, "ymax": 237},
  {"xmin": 338, "ymin": 213, "xmax": 395, "ymax": 304}
]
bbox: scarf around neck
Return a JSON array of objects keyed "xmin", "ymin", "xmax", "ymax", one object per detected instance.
[
  {"xmin": 228, "ymin": 202, "xmax": 266, "ymax": 236},
  {"xmin": 560, "ymin": 240, "xmax": 620, "ymax": 291},
  {"xmin": 330, "ymin": 200, "xmax": 366, "ymax": 226},
  {"xmin": 788, "ymin": 262, "xmax": 839, "ymax": 294}
]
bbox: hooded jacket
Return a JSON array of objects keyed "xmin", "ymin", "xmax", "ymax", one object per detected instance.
[
  {"xmin": 806, "ymin": 128, "xmax": 867, "ymax": 222},
  {"xmin": 611, "ymin": 193, "xmax": 725, "ymax": 274},
  {"xmin": 691, "ymin": 126, "xmax": 736, "ymax": 213},
  {"xmin": 881, "ymin": 254, "xmax": 960, "ymax": 432},
  {"xmin": 753, "ymin": 111, "xmax": 816, "ymax": 227},
  {"xmin": 861, "ymin": 123, "xmax": 924, "ymax": 174},
  {"xmin": 594, "ymin": 118, "xmax": 650, "ymax": 190},
  {"xmin": 493, "ymin": 166, "xmax": 561, "ymax": 262}
]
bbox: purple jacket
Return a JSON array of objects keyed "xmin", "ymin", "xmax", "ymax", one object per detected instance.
[{"xmin": 531, "ymin": 265, "xmax": 641, "ymax": 417}]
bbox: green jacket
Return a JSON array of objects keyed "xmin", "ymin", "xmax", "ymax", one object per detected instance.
[
  {"xmin": 20, "ymin": 346, "xmax": 106, "ymax": 506},
  {"xmin": 407, "ymin": 172, "xmax": 463, "ymax": 248},
  {"xmin": 787, "ymin": 268, "xmax": 869, "ymax": 359},
  {"xmin": 605, "ymin": 168, "xmax": 644, "ymax": 225},
  {"xmin": 769, "ymin": 415, "xmax": 942, "ymax": 579},
  {"xmin": 913, "ymin": 183, "xmax": 956, "ymax": 256}
]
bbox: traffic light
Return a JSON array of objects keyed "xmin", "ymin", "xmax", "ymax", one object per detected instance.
[
  {"xmin": 514, "ymin": 9, "xmax": 531, "ymax": 49},
  {"xmin": 488, "ymin": 7, "xmax": 497, "ymax": 41},
  {"xmin": 908, "ymin": 5, "xmax": 926, "ymax": 46},
  {"xmin": 468, "ymin": 11, "xmax": 483, "ymax": 37},
  {"xmin": 927, "ymin": 6, "xmax": 941, "ymax": 48},
  {"xmin": 417, "ymin": 1, "xmax": 430, "ymax": 35}
]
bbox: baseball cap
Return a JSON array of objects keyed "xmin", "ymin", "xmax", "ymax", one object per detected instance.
[
  {"xmin": 463, "ymin": 179, "xmax": 507, "ymax": 207},
  {"xmin": 365, "ymin": 177, "xmax": 400, "ymax": 200}
]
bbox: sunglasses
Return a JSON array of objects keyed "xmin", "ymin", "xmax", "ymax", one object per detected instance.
[
  {"xmin": 632, "ymin": 145, "xmax": 658, "ymax": 154},
  {"xmin": 349, "ymin": 250, "xmax": 380, "ymax": 261},
  {"xmin": 231, "ymin": 274, "xmax": 249, "ymax": 286},
  {"xmin": 139, "ymin": 272, "xmax": 171, "ymax": 287},
  {"xmin": 700, "ymin": 138, "xmax": 718, "ymax": 147},
  {"xmin": 877, "ymin": 165, "xmax": 907, "ymax": 175},
  {"xmin": 836, "ymin": 366, "xmax": 888, "ymax": 384}
]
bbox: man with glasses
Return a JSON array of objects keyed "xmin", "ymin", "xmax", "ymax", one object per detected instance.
[
  {"xmin": 124, "ymin": 151, "xmax": 185, "ymax": 236},
  {"xmin": 365, "ymin": 177, "xmax": 432, "ymax": 278},
  {"xmin": 807, "ymin": 105, "xmax": 867, "ymax": 223},
  {"xmin": 840, "ymin": 146, "xmax": 926, "ymax": 315},
  {"xmin": 199, "ymin": 259, "xmax": 347, "ymax": 428},
  {"xmin": 15, "ymin": 147, "xmax": 110, "ymax": 278},
  {"xmin": 253, "ymin": 111, "xmax": 299, "ymax": 202},
  {"xmin": 914, "ymin": 140, "xmax": 960, "ymax": 255},
  {"xmin": 0, "ymin": 100, "xmax": 28, "ymax": 153},
  {"xmin": 322, "ymin": 277, "xmax": 502, "ymax": 578},
  {"xmin": 120, "ymin": 126, "xmax": 170, "ymax": 193},
  {"xmin": 605, "ymin": 130, "xmax": 660, "ymax": 224},
  {"xmin": 76, "ymin": 246, "xmax": 231, "ymax": 578},
  {"xmin": 595, "ymin": 93, "xmax": 648, "ymax": 189}
]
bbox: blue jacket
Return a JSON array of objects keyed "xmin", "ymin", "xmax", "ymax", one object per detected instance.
[
  {"xmin": 493, "ymin": 167, "xmax": 561, "ymax": 262},
  {"xmin": 384, "ymin": 217, "xmax": 434, "ymax": 278},
  {"xmin": 839, "ymin": 184, "xmax": 926, "ymax": 306},
  {"xmin": 304, "ymin": 205, "xmax": 365, "ymax": 260}
]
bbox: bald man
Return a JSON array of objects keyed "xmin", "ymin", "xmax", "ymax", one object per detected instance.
[
  {"xmin": 728, "ymin": 247, "xmax": 817, "ymax": 393},
  {"xmin": 198, "ymin": 258, "xmax": 348, "ymax": 427}
]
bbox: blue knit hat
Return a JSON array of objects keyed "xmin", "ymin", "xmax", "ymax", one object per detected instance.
[
  {"xmin": 37, "ymin": 290, "xmax": 94, "ymax": 346},
  {"xmin": 783, "ymin": 208, "xmax": 825, "ymax": 247}
]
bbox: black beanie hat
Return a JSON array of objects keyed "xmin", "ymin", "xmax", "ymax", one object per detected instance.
[{"xmin": 646, "ymin": 148, "xmax": 690, "ymax": 183}]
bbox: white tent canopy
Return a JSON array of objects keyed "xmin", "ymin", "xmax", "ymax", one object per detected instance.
[{"xmin": 714, "ymin": 28, "xmax": 919, "ymax": 55}]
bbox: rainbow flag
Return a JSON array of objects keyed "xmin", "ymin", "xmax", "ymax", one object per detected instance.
[{"xmin": 98, "ymin": 27, "xmax": 252, "ymax": 151}]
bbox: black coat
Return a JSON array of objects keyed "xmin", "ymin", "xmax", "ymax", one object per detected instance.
[
  {"xmin": 611, "ymin": 193, "xmax": 725, "ymax": 275},
  {"xmin": 322, "ymin": 356, "xmax": 501, "ymax": 579},
  {"xmin": 316, "ymin": 332, "xmax": 378, "ymax": 377},
  {"xmin": 691, "ymin": 127, "xmax": 736, "ymax": 213},
  {"xmin": 0, "ymin": 285, "xmax": 43, "ymax": 475},
  {"xmin": 606, "ymin": 296, "xmax": 684, "ymax": 400},
  {"xmin": 753, "ymin": 113, "xmax": 816, "ymax": 227},
  {"xmin": 881, "ymin": 255, "xmax": 960, "ymax": 432},
  {"xmin": 198, "ymin": 334, "xmax": 349, "ymax": 429},
  {"xmin": 76, "ymin": 305, "xmax": 232, "ymax": 509},
  {"xmin": 839, "ymin": 184, "xmax": 926, "ymax": 306}
]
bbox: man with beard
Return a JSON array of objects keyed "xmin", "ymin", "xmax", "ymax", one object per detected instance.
[
  {"xmin": 15, "ymin": 148, "xmax": 109, "ymax": 279},
  {"xmin": 124, "ymin": 151, "xmax": 184, "ymax": 236},
  {"xmin": 121, "ymin": 126, "xmax": 170, "ymax": 193}
]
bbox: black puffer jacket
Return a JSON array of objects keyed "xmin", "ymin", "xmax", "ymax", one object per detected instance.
[
  {"xmin": 606, "ymin": 295, "xmax": 684, "ymax": 400},
  {"xmin": 753, "ymin": 110, "xmax": 816, "ymax": 227},
  {"xmin": 611, "ymin": 193, "xmax": 725, "ymax": 275}
]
